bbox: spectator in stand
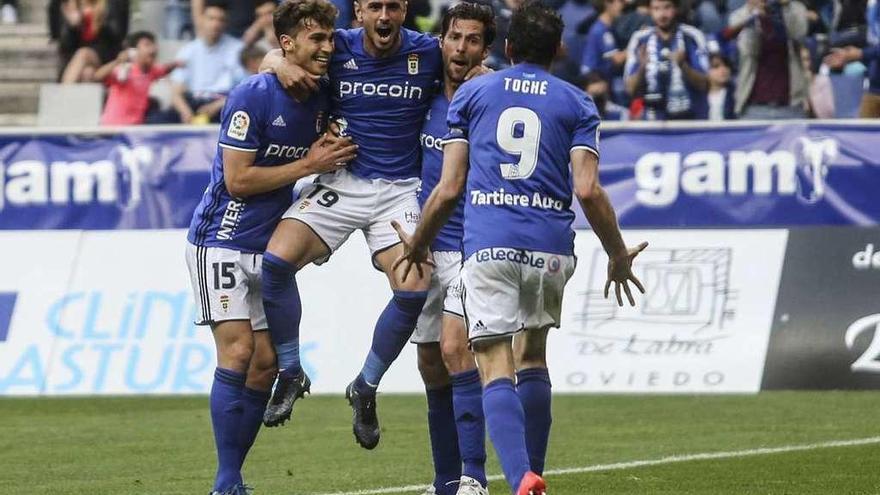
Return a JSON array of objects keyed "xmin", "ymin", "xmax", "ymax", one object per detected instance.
[
  {"xmin": 824, "ymin": 0, "xmax": 880, "ymax": 117},
  {"xmin": 584, "ymin": 70, "xmax": 630, "ymax": 118},
  {"xmin": 190, "ymin": 0, "xmax": 253, "ymax": 38},
  {"xmin": 707, "ymin": 52, "xmax": 737, "ymax": 119},
  {"xmin": 403, "ymin": 0, "xmax": 431, "ymax": 31},
  {"xmin": 167, "ymin": 0, "xmax": 245, "ymax": 124},
  {"xmin": 97, "ymin": 31, "xmax": 182, "ymax": 125},
  {"xmin": 240, "ymin": 44, "xmax": 268, "ymax": 75},
  {"xmin": 50, "ymin": 0, "xmax": 130, "ymax": 83},
  {"xmin": 242, "ymin": 0, "xmax": 279, "ymax": 50},
  {"xmin": 692, "ymin": 0, "xmax": 724, "ymax": 33},
  {"xmin": 331, "ymin": 0, "xmax": 354, "ymax": 28},
  {"xmin": 1, "ymin": 0, "xmax": 18, "ymax": 24},
  {"xmin": 625, "ymin": 0, "xmax": 710, "ymax": 120},
  {"xmin": 581, "ymin": 0, "xmax": 627, "ymax": 81},
  {"xmin": 615, "ymin": 0, "xmax": 652, "ymax": 48},
  {"xmin": 728, "ymin": 0, "xmax": 809, "ymax": 119},
  {"xmin": 486, "ymin": 0, "xmax": 523, "ymax": 69},
  {"xmin": 552, "ymin": 0, "xmax": 596, "ymax": 82},
  {"xmin": 164, "ymin": 0, "xmax": 195, "ymax": 40}
]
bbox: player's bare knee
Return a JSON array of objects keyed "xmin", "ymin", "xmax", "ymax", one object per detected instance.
[
  {"xmin": 221, "ymin": 338, "xmax": 254, "ymax": 370},
  {"xmin": 265, "ymin": 219, "xmax": 325, "ymax": 269},
  {"xmin": 514, "ymin": 329, "xmax": 548, "ymax": 369},
  {"xmin": 417, "ymin": 343, "xmax": 449, "ymax": 387},
  {"xmin": 246, "ymin": 362, "xmax": 277, "ymax": 391},
  {"xmin": 391, "ymin": 265, "xmax": 432, "ymax": 291},
  {"xmin": 440, "ymin": 337, "xmax": 472, "ymax": 374},
  {"xmin": 473, "ymin": 337, "xmax": 515, "ymax": 384}
]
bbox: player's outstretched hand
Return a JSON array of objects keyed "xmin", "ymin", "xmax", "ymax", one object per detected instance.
[
  {"xmin": 604, "ymin": 241, "xmax": 648, "ymax": 307},
  {"xmin": 390, "ymin": 220, "xmax": 434, "ymax": 283},
  {"xmin": 304, "ymin": 134, "xmax": 357, "ymax": 174}
]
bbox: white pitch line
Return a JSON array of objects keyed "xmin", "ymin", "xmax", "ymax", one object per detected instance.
[{"xmin": 313, "ymin": 436, "xmax": 880, "ymax": 495}]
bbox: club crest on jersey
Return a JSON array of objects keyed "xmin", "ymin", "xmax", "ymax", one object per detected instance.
[
  {"xmin": 219, "ymin": 294, "xmax": 230, "ymax": 312},
  {"xmin": 408, "ymin": 54, "xmax": 419, "ymax": 75},
  {"xmin": 227, "ymin": 111, "xmax": 250, "ymax": 141}
]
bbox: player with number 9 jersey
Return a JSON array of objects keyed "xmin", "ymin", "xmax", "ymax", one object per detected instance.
[
  {"xmin": 445, "ymin": 64, "xmax": 599, "ymax": 260},
  {"xmin": 399, "ymin": 3, "xmax": 647, "ymax": 493}
]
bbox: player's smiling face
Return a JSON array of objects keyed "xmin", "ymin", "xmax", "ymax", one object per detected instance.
[
  {"xmin": 281, "ymin": 20, "xmax": 335, "ymax": 76},
  {"xmin": 441, "ymin": 19, "xmax": 488, "ymax": 84},
  {"xmin": 356, "ymin": 0, "xmax": 407, "ymax": 56}
]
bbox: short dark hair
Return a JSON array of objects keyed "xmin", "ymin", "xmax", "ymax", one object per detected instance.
[
  {"xmin": 507, "ymin": 0, "xmax": 563, "ymax": 65},
  {"xmin": 649, "ymin": 0, "xmax": 679, "ymax": 8},
  {"xmin": 255, "ymin": 0, "xmax": 278, "ymax": 7},
  {"xmin": 240, "ymin": 44, "xmax": 269, "ymax": 66},
  {"xmin": 204, "ymin": 0, "xmax": 229, "ymax": 12},
  {"xmin": 441, "ymin": 2, "xmax": 496, "ymax": 48},
  {"xmin": 126, "ymin": 30, "xmax": 156, "ymax": 47},
  {"xmin": 274, "ymin": 0, "xmax": 338, "ymax": 42}
]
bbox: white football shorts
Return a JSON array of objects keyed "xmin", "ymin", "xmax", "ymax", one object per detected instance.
[
  {"xmin": 461, "ymin": 247, "xmax": 576, "ymax": 343},
  {"xmin": 185, "ymin": 243, "xmax": 267, "ymax": 330},
  {"xmin": 281, "ymin": 169, "xmax": 421, "ymax": 266},
  {"xmin": 411, "ymin": 250, "xmax": 465, "ymax": 344}
]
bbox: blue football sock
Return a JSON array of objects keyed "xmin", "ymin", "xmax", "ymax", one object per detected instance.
[
  {"xmin": 452, "ymin": 369, "xmax": 487, "ymax": 487},
  {"xmin": 357, "ymin": 290, "xmax": 428, "ymax": 389},
  {"xmin": 211, "ymin": 368, "xmax": 245, "ymax": 491},
  {"xmin": 516, "ymin": 368, "xmax": 553, "ymax": 475},
  {"xmin": 483, "ymin": 378, "xmax": 530, "ymax": 492},
  {"xmin": 426, "ymin": 385, "xmax": 461, "ymax": 495},
  {"xmin": 238, "ymin": 386, "xmax": 270, "ymax": 467},
  {"xmin": 261, "ymin": 252, "xmax": 302, "ymax": 374}
]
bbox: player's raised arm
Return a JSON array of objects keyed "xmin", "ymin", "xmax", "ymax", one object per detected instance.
[
  {"xmin": 393, "ymin": 140, "xmax": 469, "ymax": 281},
  {"xmin": 222, "ymin": 136, "xmax": 357, "ymax": 198},
  {"xmin": 260, "ymin": 47, "xmax": 320, "ymax": 95},
  {"xmin": 571, "ymin": 148, "xmax": 647, "ymax": 307}
]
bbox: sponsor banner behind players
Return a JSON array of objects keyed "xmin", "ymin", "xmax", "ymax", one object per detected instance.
[
  {"xmin": 761, "ymin": 227, "xmax": 880, "ymax": 389},
  {"xmin": 0, "ymin": 230, "xmax": 413, "ymax": 395},
  {"xmin": 2, "ymin": 122, "xmax": 879, "ymax": 230},
  {"xmin": 596, "ymin": 122, "xmax": 880, "ymax": 227},
  {"xmin": 552, "ymin": 229, "xmax": 789, "ymax": 393},
  {"xmin": 0, "ymin": 228, "xmax": 789, "ymax": 395}
]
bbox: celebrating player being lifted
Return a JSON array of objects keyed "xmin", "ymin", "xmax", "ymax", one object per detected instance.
[
  {"xmin": 259, "ymin": 0, "xmax": 483, "ymax": 449},
  {"xmin": 184, "ymin": 1, "xmax": 356, "ymax": 493},
  {"xmin": 394, "ymin": 2, "xmax": 647, "ymax": 494},
  {"xmin": 408, "ymin": 4, "xmax": 494, "ymax": 495}
]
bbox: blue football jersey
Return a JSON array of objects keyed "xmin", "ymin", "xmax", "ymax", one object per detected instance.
[
  {"xmin": 581, "ymin": 19, "xmax": 617, "ymax": 80},
  {"xmin": 445, "ymin": 63, "xmax": 601, "ymax": 258},
  {"xmin": 330, "ymin": 28, "xmax": 442, "ymax": 181},
  {"xmin": 187, "ymin": 73, "xmax": 329, "ymax": 253},
  {"xmin": 419, "ymin": 93, "xmax": 464, "ymax": 252}
]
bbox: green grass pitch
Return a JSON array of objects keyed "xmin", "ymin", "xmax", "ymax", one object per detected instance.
[{"xmin": 2, "ymin": 392, "xmax": 879, "ymax": 494}]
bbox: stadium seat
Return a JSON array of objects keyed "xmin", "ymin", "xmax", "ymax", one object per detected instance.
[{"xmin": 37, "ymin": 83, "xmax": 104, "ymax": 127}]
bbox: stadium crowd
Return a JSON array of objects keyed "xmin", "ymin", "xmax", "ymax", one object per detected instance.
[{"xmin": 23, "ymin": 0, "xmax": 878, "ymax": 123}]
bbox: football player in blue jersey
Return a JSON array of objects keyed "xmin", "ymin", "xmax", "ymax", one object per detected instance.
[
  {"xmin": 258, "ymin": 0, "xmax": 487, "ymax": 450},
  {"xmin": 410, "ymin": 4, "xmax": 494, "ymax": 495},
  {"xmin": 394, "ymin": 2, "xmax": 647, "ymax": 494},
  {"xmin": 184, "ymin": 1, "xmax": 357, "ymax": 493}
]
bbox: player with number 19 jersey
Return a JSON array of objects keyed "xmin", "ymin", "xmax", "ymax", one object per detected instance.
[
  {"xmin": 445, "ymin": 63, "xmax": 600, "ymax": 259},
  {"xmin": 284, "ymin": 27, "xmax": 443, "ymax": 259}
]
